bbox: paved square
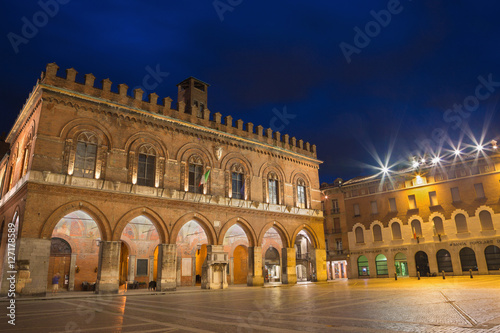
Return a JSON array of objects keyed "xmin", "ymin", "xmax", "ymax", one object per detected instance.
[{"xmin": 1, "ymin": 276, "xmax": 500, "ymax": 332}]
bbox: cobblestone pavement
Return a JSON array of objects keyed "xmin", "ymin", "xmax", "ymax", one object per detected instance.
[{"xmin": 1, "ymin": 276, "xmax": 499, "ymax": 332}]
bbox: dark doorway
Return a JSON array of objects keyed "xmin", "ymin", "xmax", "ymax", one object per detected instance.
[
  {"xmin": 459, "ymin": 247, "xmax": 478, "ymax": 271},
  {"xmin": 415, "ymin": 251, "xmax": 430, "ymax": 277},
  {"xmin": 47, "ymin": 238, "xmax": 71, "ymax": 291},
  {"xmin": 436, "ymin": 249, "xmax": 453, "ymax": 273}
]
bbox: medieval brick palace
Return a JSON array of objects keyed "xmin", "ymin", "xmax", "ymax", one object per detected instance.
[{"xmin": 0, "ymin": 63, "xmax": 325, "ymax": 295}]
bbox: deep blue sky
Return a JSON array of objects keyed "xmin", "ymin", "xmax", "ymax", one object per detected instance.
[{"xmin": 2, "ymin": 0, "xmax": 500, "ymax": 183}]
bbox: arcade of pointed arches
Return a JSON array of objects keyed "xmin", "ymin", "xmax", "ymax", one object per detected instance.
[{"xmin": 34, "ymin": 202, "xmax": 321, "ymax": 291}]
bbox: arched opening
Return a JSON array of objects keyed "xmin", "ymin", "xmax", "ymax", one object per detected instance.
[
  {"xmin": 455, "ymin": 214, "xmax": 468, "ymax": 233},
  {"xmin": 49, "ymin": 210, "xmax": 101, "ymax": 291},
  {"xmin": 47, "ymin": 238, "xmax": 71, "ymax": 291},
  {"xmin": 294, "ymin": 230, "xmax": 314, "ymax": 282},
  {"xmin": 357, "ymin": 255, "xmax": 369, "ymax": 277},
  {"xmin": 459, "ymin": 247, "xmax": 478, "ymax": 271},
  {"xmin": 479, "ymin": 211, "xmax": 494, "ymax": 231},
  {"xmin": 436, "ymin": 249, "xmax": 453, "ymax": 273},
  {"xmin": 410, "ymin": 219, "xmax": 422, "ymax": 238},
  {"xmin": 394, "ymin": 252, "xmax": 408, "ymax": 276},
  {"xmin": 391, "ymin": 222, "xmax": 402, "ymax": 240},
  {"xmin": 222, "ymin": 224, "xmax": 250, "ymax": 285},
  {"xmin": 415, "ymin": 251, "xmax": 430, "ymax": 277},
  {"xmin": 264, "ymin": 247, "xmax": 280, "ymax": 282},
  {"xmin": 176, "ymin": 220, "xmax": 209, "ymax": 287},
  {"xmin": 484, "ymin": 245, "xmax": 500, "ymax": 271},
  {"xmin": 375, "ymin": 254, "xmax": 388, "ymax": 276},
  {"xmin": 119, "ymin": 215, "xmax": 161, "ymax": 290},
  {"xmin": 433, "ymin": 216, "xmax": 444, "ymax": 235},
  {"xmin": 355, "ymin": 226, "xmax": 364, "ymax": 243},
  {"xmin": 372, "ymin": 225, "xmax": 382, "ymax": 242},
  {"xmin": 262, "ymin": 227, "xmax": 283, "ymax": 283}
]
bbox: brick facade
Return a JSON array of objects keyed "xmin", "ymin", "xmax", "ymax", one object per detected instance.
[{"xmin": 0, "ymin": 63, "xmax": 325, "ymax": 295}]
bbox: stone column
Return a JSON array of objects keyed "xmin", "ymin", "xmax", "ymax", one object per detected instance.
[
  {"xmin": 230, "ymin": 257, "xmax": 234, "ymax": 285},
  {"xmin": 0, "ymin": 238, "xmax": 51, "ymax": 296},
  {"xmin": 281, "ymin": 247, "xmax": 297, "ymax": 285},
  {"xmin": 386, "ymin": 254, "xmax": 396, "ymax": 278},
  {"xmin": 247, "ymin": 246, "xmax": 264, "ymax": 286},
  {"xmin": 128, "ymin": 255, "xmax": 136, "ymax": 282},
  {"xmin": 149, "ymin": 255, "xmax": 154, "ymax": 282},
  {"xmin": 451, "ymin": 251, "xmax": 462, "ymax": 276},
  {"xmin": 156, "ymin": 244, "xmax": 176, "ymax": 291},
  {"xmin": 95, "ymin": 241, "xmax": 121, "ymax": 294},
  {"xmin": 428, "ymin": 251, "xmax": 439, "ymax": 275},
  {"xmin": 407, "ymin": 252, "xmax": 417, "ymax": 277},
  {"xmin": 475, "ymin": 247, "xmax": 488, "ymax": 275},
  {"xmin": 313, "ymin": 248, "xmax": 327, "ymax": 282},
  {"xmin": 68, "ymin": 253, "xmax": 77, "ymax": 291},
  {"xmin": 192, "ymin": 255, "xmax": 196, "ymax": 286}
]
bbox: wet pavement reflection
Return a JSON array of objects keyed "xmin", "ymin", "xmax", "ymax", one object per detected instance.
[{"xmin": 1, "ymin": 276, "xmax": 500, "ymax": 332}]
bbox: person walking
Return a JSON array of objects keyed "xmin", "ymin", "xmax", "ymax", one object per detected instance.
[{"xmin": 52, "ymin": 273, "xmax": 61, "ymax": 294}]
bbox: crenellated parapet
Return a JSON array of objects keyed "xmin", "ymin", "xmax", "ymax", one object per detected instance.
[{"xmin": 40, "ymin": 63, "xmax": 317, "ymax": 159}]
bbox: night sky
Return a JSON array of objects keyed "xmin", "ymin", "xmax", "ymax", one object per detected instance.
[{"xmin": 2, "ymin": 0, "xmax": 500, "ymax": 183}]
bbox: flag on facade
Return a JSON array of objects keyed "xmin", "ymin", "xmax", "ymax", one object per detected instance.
[{"xmin": 199, "ymin": 169, "xmax": 210, "ymax": 186}]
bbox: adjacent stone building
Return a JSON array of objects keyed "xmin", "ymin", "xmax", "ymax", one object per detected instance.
[
  {"xmin": 322, "ymin": 149, "xmax": 500, "ymax": 279},
  {"xmin": 0, "ymin": 63, "xmax": 325, "ymax": 295}
]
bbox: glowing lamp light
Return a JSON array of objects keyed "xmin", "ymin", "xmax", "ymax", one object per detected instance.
[
  {"xmin": 421, "ymin": 158, "xmax": 426, "ymax": 163},
  {"xmin": 432, "ymin": 157, "xmax": 440, "ymax": 164},
  {"xmin": 382, "ymin": 166, "xmax": 389, "ymax": 174},
  {"xmin": 412, "ymin": 161, "xmax": 419, "ymax": 168},
  {"xmin": 476, "ymin": 144, "xmax": 483, "ymax": 152},
  {"xmin": 454, "ymin": 149, "xmax": 461, "ymax": 156}
]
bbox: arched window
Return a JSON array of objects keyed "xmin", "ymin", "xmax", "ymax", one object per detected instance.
[
  {"xmin": 297, "ymin": 179, "xmax": 307, "ymax": 208},
  {"xmin": 188, "ymin": 155, "xmax": 204, "ymax": 193},
  {"xmin": 455, "ymin": 214, "xmax": 468, "ymax": 233},
  {"xmin": 137, "ymin": 144, "xmax": 156, "ymax": 187},
  {"xmin": 73, "ymin": 132, "xmax": 98, "ymax": 179},
  {"xmin": 484, "ymin": 245, "xmax": 500, "ymax": 271},
  {"xmin": 436, "ymin": 249, "xmax": 453, "ymax": 272},
  {"xmin": 20, "ymin": 133, "xmax": 32, "ymax": 178},
  {"xmin": 268, "ymin": 172, "xmax": 279, "ymax": 204},
  {"xmin": 357, "ymin": 255, "xmax": 369, "ymax": 276},
  {"xmin": 355, "ymin": 226, "xmax": 364, "ymax": 244},
  {"xmin": 0, "ymin": 165, "xmax": 6, "ymax": 199},
  {"xmin": 391, "ymin": 222, "xmax": 402, "ymax": 240},
  {"xmin": 433, "ymin": 216, "xmax": 444, "ymax": 235},
  {"xmin": 479, "ymin": 211, "xmax": 494, "ymax": 231},
  {"xmin": 411, "ymin": 219, "xmax": 422, "ymax": 238},
  {"xmin": 231, "ymin": 163, "xmax": 244, "ymax": 199},
  {"xmin": 375, "ymin": 254, "xmax": 388, "ymax": 275},
  {"xmin": 372, "ymin": 224, "xmax": 382, "ymax": 242},
  {"xmin": 459, "ymin": 247, "xmax": 477, "ymax": 271}
]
